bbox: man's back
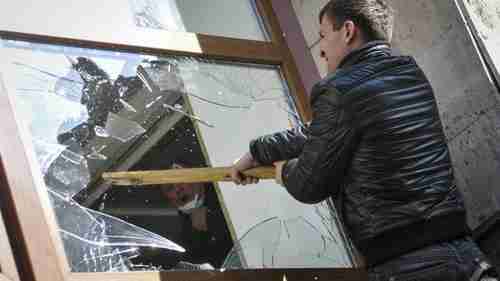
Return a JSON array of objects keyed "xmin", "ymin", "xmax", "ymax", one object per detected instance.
[{"xmin": 316, "ymin": 42, "xmax": 467, "ymax": 266}]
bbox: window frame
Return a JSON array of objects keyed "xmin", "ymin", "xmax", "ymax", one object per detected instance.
[
  {"xmin": 0, "ymin": 189, "xmax": 20, "ymax": 281},
  {"xmin": 0, "ymin": 1, "xmax": 363, "ymax": 280},
  {"xmin": 455, "ymin": 0, "xmax": 500, "ymax": 91}
]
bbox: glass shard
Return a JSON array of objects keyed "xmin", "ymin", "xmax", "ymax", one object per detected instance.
[{"xmin": 105, "ymin": 113, "xmax": 147, "ymax": 143}]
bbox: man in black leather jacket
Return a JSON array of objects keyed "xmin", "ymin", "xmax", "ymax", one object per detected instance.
[{"xmin": 231, "ymin": 0, "xmax": 495, "ymax": 280}]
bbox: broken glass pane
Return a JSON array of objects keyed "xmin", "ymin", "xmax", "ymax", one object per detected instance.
[
  {"xmin": 46, "ymin": 149, "xmax": 91, "ymax": 198},
  {"xmin": 87, "ymin": 145, "xmax": 108, "ymax": 161},
  {"xmin": 49, "ymin": 188, "xmax": 185, "ymax": 272},
  {"xmin": 223, "ymin": 210, "xmax": 351, "ymax": 269},
  {"xmin": 223, "ymin": 217, "xmax": 282, "ymax": 268},
  {"xmin": 105, "ymin": 113, "xmax": 146, "ymax": 143},
  {"xmin": 32, "ymin": 139, "xmax": 67, "ymax": 175},
  {"xmin": 0, "ymin": 37, "xmax": 350, "ymax": 273}
]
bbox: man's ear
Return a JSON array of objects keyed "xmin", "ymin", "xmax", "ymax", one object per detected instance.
[{"xmin": 343, "ymin": 20, "xmax": 357, "ymax": 44}]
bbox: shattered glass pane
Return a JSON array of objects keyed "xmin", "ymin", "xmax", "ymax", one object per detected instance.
[
  {"xmin": 47, "ymin": 150, "xmax": 91, "ymax": 198},
  {"xmin": 94, "ymin": 126, "xmax": 110, "ymax": 138},
  {"xmin": 118, "ymin": 99, "xmax": 137, "ymax": 113},
  {"xmin": 32, "ymin": 139, "xmax": 66, "ymax": 175},
  {"xmin": 105, "ymin": 113, "xmax": 146, "ymax": 143},
  {"xmin": 223, "ymin": 210, "xmax": 351, "ymax": 269},
  {"xmin": 223, "ymin": 217, "xmax": 282, "ymax": 268},
  {"xmin": 87, "ymin": 145, "xmax": 108, "ymax": 161},
  {"xmin": 49, "ymin": 188, "xmax": 185, "ymax": 272},
  {"xmin": 0, "ymin": 37, "xmax": 351, "ymax": 273}
]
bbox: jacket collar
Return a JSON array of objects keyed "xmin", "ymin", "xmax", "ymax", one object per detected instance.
[
  {"xmin": 310, "ymin": 41, "xmax": 392, "ymax": 100},
  {"xmin": 338, "ymin": 40, "xmax": 392, "ymax": 69}
]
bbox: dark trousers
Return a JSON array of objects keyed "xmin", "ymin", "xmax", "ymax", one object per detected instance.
[{"xmin": 368, "ymin": 237, "xmax": 496, "ymax": 281}]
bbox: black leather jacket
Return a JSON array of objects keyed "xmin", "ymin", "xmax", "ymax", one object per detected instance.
[{"xmin": 249, "ymin": 41, "xmax": 467, "ymax": 266}]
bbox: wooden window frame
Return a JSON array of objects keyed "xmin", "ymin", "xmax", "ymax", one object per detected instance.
[
  {"xmin": 0, "ymin": 1, "xmax": 363, "ymax": 280},
  {"xmin": 0, "ymin": 190, "xmax": 20, "ymax": 281}
]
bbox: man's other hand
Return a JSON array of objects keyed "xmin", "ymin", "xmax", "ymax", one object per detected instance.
[{"xmin": 230, "ymin": 152, "xmax": 260, "ymax": 186}]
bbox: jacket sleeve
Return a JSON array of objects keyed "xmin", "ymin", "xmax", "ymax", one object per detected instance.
[
  {"xmin": 249, "ymin": 123, "xmax": 310, "ymax": 165},
  {"xmin": 281, "ymin": 89, "xmax": 357, "ymax": 204}
]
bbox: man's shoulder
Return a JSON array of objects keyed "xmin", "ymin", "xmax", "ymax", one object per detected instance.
[
  {"xmin": 336, "ymin": 55, "xmax": 418, "ymax": 92},
  {"xmin": 312, "ymin": 56, "xmax": 421, "ymax": 95},
  {"xmin": 311, "ymin": 55, "xmax": 424, "ymax": 103}
]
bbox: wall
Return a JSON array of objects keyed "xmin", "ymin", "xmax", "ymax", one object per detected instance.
[{"xmin": 291, "ymin": 0, "xmax": 330, "ymax": 78}]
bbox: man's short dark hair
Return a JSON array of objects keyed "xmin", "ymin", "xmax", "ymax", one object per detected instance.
[{"xmin": 319, "ymin": 0, "xmax": 395, "ymax": 42}]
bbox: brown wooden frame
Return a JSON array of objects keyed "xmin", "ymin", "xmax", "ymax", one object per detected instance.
[
  {"xmin": 0, "ymin": 1, "xmax": 363, "ymax": 280},
  {"xmin": 0, "ymin": 195, "xmax": 20, "ymax": 281}
]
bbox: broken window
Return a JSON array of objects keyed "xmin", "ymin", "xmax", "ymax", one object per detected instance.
[{"xmin": 0, "ymin": 38, "xmax": 351, "ymax": 272}]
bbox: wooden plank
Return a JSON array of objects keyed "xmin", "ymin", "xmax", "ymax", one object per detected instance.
[
  {"xmin": 0, "ymin": 30, "xmax": 283, "ymax": 65},
  {"xmin": 103, "ymin": 166, "xmax": 275, "ymax": 186},
  {"xmin": 0, "ymin": 204, "xmax": 20, "ymax": 281}
]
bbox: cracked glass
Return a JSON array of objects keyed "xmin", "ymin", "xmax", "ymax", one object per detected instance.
[{"xmin": 0, "ymin": 38, "xmax": 351, "ymax": 272}]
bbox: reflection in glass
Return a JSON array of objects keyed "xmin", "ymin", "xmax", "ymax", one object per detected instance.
[
  {"xmin": 0, "ymin": 0, "xmax": 268, "ymax": 42},
  {"xmin": 130, "ymin": 0, "xmax": 171, "ymax": 30},
  {"xmin": 0, "ymin": 38, "xmax": 350, "ymax": 272}
]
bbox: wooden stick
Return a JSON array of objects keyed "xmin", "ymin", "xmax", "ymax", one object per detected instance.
[{"xmin": 102, "ymin": 166, "xmax": 275, "ymax": 186}]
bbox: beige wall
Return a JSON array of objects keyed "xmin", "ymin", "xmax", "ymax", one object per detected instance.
[
  {"xmin": 291, "ymin": 0, "xmax": 330, "ymax": 77},
  {"xmin": 387, "ymin": 0, "xmax": 500, "ymax": 231}
]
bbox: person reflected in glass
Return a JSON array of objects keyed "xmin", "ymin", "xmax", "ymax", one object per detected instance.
[{"xmin": 161, "ymin": 161, "xmax": 233, "ymax": 269}]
